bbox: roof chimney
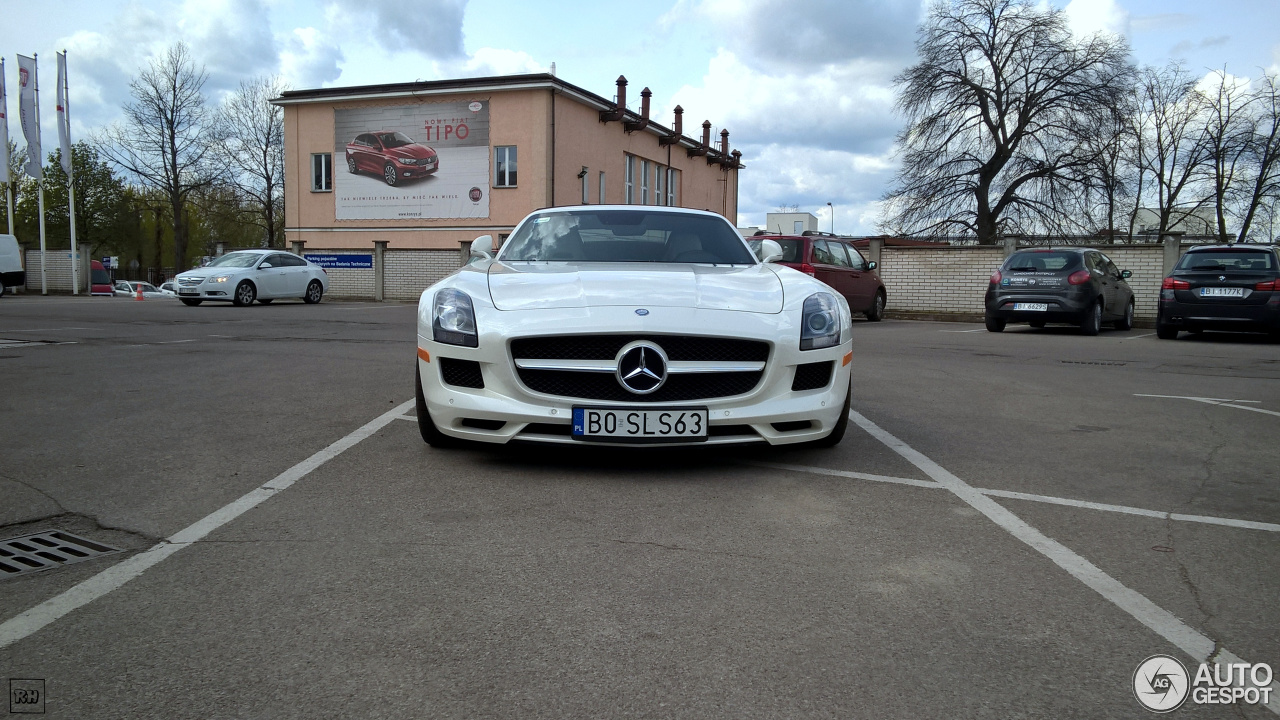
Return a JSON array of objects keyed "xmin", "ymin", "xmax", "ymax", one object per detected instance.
[
  {"xmin": 688, "ymin": 120, "xmax": 712, "ymax": 158},
  {"xmin": 660, "ymin": 105, "xmax": 683, "ymax": 146},
  {"xmin": 720, "ymin": 129, "xmax": 730, "ymax": 156},
  {"xmin": 625, "ymin": 87, "xmax": 652, "ymax": 133},
  {"xmin": 599, "ymin": 75, "xmax": 628, "ymax": 123}
]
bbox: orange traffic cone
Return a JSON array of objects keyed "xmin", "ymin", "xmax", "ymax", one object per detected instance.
[{"xmin": 134, "ymin": 284, "xmax": 144, "ymax": 301}]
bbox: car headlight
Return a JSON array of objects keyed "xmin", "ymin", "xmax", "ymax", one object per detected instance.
[
  {"xmin": 208, "ymin": 276, "xmax": 229, "ymax": 283},
  {"xmin": 433, "ymin": 289, "xmax": 478, "ymax": 347},
  {"xmin": 800, "ymin": 292, "xmax": 841, "ymax": 350}
]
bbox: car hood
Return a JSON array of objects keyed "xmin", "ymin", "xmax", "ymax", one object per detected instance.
[
  {"xmin": 386, "ymin": 144, "xmax": 436, "ymax": 160},
  {"xmin": 486, "ymin": 262, "xmax": 784, "ymax": 313}
]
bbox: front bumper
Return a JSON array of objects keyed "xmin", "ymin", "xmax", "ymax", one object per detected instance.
[
  {"xmin": 176, "ymin": 285, "xmax": 234, "ymax": 300},
  {"xmin": 416, "ymin": 306, "xmax": 853, "ymax": 446}
]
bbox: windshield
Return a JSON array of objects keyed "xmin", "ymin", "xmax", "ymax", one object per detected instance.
[
  {"xmin": 91, "ymin": 269, "xmax": 110, "ymax": 284},
  {"xmin": 500, "ymin": 210, "xmax": 756, "ymax": 264},
  {"xmin": 378, "ymin": 132, "xmax": 415, "ymax": 148},
  {"xmin": 1005, "ymin": 251, "xmax": 1081, "ymax": 272},
  {"xmin": 206, "ymin": 253, "xmax": 262, "ymax": 269},
  {"xmin": 747, "ymin": 238, "xmax": 803, "ymax": 263},
  {"xmin": 1177, "ymin": 250, "xmax": 1275, "ymax": 273}
]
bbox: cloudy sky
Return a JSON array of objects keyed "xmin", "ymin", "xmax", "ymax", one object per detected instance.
[{"xmin": 2, "ymin": 0, "xmax": 1278, "ymax": 233}]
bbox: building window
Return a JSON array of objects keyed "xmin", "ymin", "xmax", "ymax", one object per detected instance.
[
  {"xmin": 640, "ymin": 160, "xmax": 650, "ymax": 205},
  {"xmin": 581, "ymin": 167, "xmax": 589, "ymax": 204},
  {"xmin": 625, "ymin": 155, "xmax": 636, "ymax": 204},
  {"xmin": 311, "ymin": 153, "xmax": 331, "ymax": 192},
  {"xmin": 598, "ymin": 171, "xmax": 605, "ymax": 204},
  {"xmin": 794, "ymin": 220, "xmax": 804, "ymax": 234},
  {"xmin": 655, "ymin": 166, "xmax": 666, "ymax": 206},
  {"xmin": 494, "ymin": 146, "xmax": 517, "ymax": 187},
  {"xmin": 666, "ymin": 168, "xmax": 679, "ymax": 207}
]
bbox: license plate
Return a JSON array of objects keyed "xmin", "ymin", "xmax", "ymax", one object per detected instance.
[
  {"xmin": 1200, "ymin": 287, "xmax": 1244, "ymax": 298},
  {"xmin": 1013, "ymin": 303, "xmax": 1048, "ymax": 311},
  {"xmin": 178, "ymin": 288, "xmax": 198, "ymax": 295},
  {"xmin": 572, "ymin": 407, "xmax": 708, "ymax": 442}
]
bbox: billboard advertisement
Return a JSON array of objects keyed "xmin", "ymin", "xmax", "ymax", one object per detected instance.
[{"xmin": 334, "ymin": 100, "xmax": 490, "ymax": 220}]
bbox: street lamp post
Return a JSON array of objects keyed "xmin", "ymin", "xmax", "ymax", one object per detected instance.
[{"xmin": 827, "ymin": 202, "xmax": 834, "ymax": 234}]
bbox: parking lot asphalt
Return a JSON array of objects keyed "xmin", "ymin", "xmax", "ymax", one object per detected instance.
[{"xmin": 1, "ymin": 295, "xmax": 1277, "ymax": 718}]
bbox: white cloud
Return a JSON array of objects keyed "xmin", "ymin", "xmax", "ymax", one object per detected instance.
[
  {"xmin": 1064, "ymin": 0, "xmax": 1130, "ymax": 38},
  {"xmin": 735, "ymin": 143, "xmax": 898, "ymax": 234},
  {"xmin": 330, "ymin": 0, "xmax": 466, "ymax": 60},
  {"xmin": 279, "ymin": 27, "xmax": 344, "ymax": 87}
]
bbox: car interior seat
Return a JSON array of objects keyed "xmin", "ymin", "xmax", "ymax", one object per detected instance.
[{"xmin": 546, "ymin": 228, "xmax": 587, "ymax": 260}]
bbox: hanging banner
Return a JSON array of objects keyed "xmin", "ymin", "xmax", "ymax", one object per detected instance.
[
  {"xmin": 333, "ymin": 100, "xmax": 490, "ymax": 220},
  {"xmin": 16, "ymin": 54, "xmax": 40, "ymax": 180},
  {"xmin": 56, "ymin": 52, "xmax": 71, "ymax": 178},
  {"xmin": 0, "ymin": 58, "xmax": 9, "ymax": 185}
]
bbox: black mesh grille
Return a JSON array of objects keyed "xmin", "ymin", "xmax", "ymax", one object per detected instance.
[
  {"xmin": 510, "ymin": 335, "xmax": 769, "ymax": 362},
  {"xmin": 517, "ymin": 369, "xmax": 762, "ymax": 402},
  {"xmin": 792, "ymin": 361, "xmax": 833, "ymax": 391},
  {"xmin": 440, "ymin": 358, "xmax": 484, "ymax": 388}
]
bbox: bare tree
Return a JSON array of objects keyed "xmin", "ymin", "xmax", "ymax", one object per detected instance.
[
  {"xmin": 882, "ymin": 0, "xmax": 1133, "ymax": 243},
  {"xmin": 215, "ymin": 76, "xmax": 287, "ymax": 248},
  {"xmin": 1237, "ymin": 73, "xmax": 1280, "ymax": 242},
  {"xmin": 1076, "ymin": 94, "xmax": 1138, "ymax": 239},
  {"xmin": 1200, "ymin": 68, "xmax": 1255, "ymax": 242},
  {"xmin": 1130, "ymin": 63, "xmax": 1212, "ymax": 239},
  {"xmin": 98, "ymin": 43, "xmax": 220, "ymax": 271}
]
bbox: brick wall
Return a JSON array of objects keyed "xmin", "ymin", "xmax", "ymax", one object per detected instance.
[
  {"xmin": 876, "ymin": 243, "xmax": 1180, "ymax": 320},
  {"xmin": 880, "ymin": 246, "xmax": 1005, "ymax": 315},
  {"xmin": 309, "ymin": 251, "xmax": 375, "ymax": 299},
  {"xmin": 23, "ymin": 249, "xmax": 89, "ymax": 293},
  {"xmin": 384, "ymin": 249, "xmax": 460, "ymax": 301}
]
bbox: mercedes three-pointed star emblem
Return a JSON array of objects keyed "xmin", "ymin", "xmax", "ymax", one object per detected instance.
[{"xmin": 615, "ymin": 341, "xmax": 669, "ymax": 395}]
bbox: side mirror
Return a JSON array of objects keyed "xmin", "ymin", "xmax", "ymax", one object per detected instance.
[
  {"xmin": 867, "ymin": 260, "xmax": 878, "ymax": 271},
  {"xmin": 259, "ymin": 262, "xmax": 273, "ymax": 269},
  {"xmin": 471, "ymin": 235, "xmax": 494, "ymax": 260},
  {"xmin": 760, "ymin": 239, "xmax": 784, "ymax": 263},
  {"xmin": 1120, "ymin": 269, "xmax": 1132, "ymax": 279}
]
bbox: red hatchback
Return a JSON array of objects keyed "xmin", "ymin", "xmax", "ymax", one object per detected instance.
[
  {"xmin": 345, "ymin": 131, "xmax": 439, "ymax": 186},
  {"xmin": 754, "ymin": 233, "xmax": 887, "ymax": 321}
]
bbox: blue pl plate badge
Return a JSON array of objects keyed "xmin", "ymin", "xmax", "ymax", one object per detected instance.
[{"xmin": 572, "ymin": 408, "xmax": 586, "ymax": 434}]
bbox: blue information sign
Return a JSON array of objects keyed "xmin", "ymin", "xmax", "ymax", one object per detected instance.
[{"xmin": 303, "ymin": 254, "xmax": 373, "ymax": 269}]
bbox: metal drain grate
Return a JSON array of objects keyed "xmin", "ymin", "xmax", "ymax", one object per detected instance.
[{"xmin": 0, "ymin": 531, "xmax": 121, "ymax": 579}]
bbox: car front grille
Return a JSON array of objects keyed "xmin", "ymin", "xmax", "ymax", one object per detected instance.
[
  {"xmin": 511, "ymin": 334, "xmax": 769, "ymax": 402},
  {"xmin": 177, "ymin": 277, "xmax": 202, "ymax": 287}
]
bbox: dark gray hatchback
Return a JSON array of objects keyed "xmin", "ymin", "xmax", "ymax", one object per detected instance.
[
  {"xmin": 985, "ymin": 248, "xmax": 1135, "ymax": 335},
  {"xmin": 1156, "ymin": 244, "xmax": 1280, "ymax": 339}
]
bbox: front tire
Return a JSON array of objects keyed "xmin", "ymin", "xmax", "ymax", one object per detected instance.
[
  {"xmin": 304, "ymin": 280, "xmax": 323, "ymax": 304},
  {"xmin": 347, "ymin": 155, "xmax": 358, "ymax": 173},
  {"xmin": 865, "ymin": 291, "xmax": 885, "ymax": 322},
  {"xmin": 1080, "ymin": 300, "xmax": 1102, "ymax": 336},
  {"xmin": 985, "ymin": 315, "xmax": 1006, "ymax": 332},
  {"xmin": 810, "ymin": 379, "xmax": 851, "ymax": 448},
  {"xmin": 1156, "ymin": 321, "xmax": 1179, "ymax": 340},
  {"xmin": 180, "ymin": 298, "xmax": 202, "ymax": 306},
  {"xmin": 383, "ymin": 163, "xmax": 399, "ymax": 186},
  {"xmin": 1115, "ymin": 299, "xmax": 1134, "ymax": 331},
  {"xmin": 415, "ymin": 362, "xmax": 460, "ymax": 448},
  {"xmin": 233, "ymin": 281, "xmax": 256, "ymax": 307}
]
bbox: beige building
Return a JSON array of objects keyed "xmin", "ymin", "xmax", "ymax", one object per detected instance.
[{"xmin": 274, "ymin": 73, "xmax": 742, "ymax": 267}]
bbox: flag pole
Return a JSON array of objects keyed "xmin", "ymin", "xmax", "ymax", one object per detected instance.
[
  {"xmin": 34, "ymin": 53, "xmax": 47, "ymax": 295},
  {"xmin": 2, "ymin": 58, "xmax": 13, "ymax": 236},
  {"xmin": 61, "ymin": 51, "xmax": 78, "ymax": 294}
]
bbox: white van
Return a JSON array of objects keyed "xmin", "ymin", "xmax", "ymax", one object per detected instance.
[{"xmin": 0, "ymin": 234, "xmax": 24, "ymax": 297}]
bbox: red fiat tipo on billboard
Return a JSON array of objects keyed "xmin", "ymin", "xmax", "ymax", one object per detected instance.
[{"xmin": 345, "ymin": 131, "xmax": 439, "ymax": 186}]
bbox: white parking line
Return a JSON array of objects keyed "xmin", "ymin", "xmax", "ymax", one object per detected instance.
[
  {"xmin": 845, "ymin": 409, "xmax": 1279, "ymax": 714},
  {"xmin": 155, "ymin": 339, "xmax": 197, "ymax": 345},
  {"xmin": 1136, "ymin": 393, "xmax": 1278, "ymax": 418},
  {"xmin": 756, "ymin": 462, "xmax": 1280, "ymax": 533},
  {"xmin": 1117, "ymin": 332, "xmax": 1156, "ymax": 341},
  {"xmin": 939, "ymin": 328, "xmax": 985, "ymax": 333},
  {"xmin": 1, "ymin": 327, "xmax": 91, "ymax": 332},
  {"xmin": 0, "ymin": 398, "xmax": 415, "ymax": 650}
]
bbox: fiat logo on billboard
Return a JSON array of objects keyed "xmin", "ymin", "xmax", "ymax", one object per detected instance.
[{"xmin": 469, "ymin": 187, "xmax": 483, "ymax": 203}]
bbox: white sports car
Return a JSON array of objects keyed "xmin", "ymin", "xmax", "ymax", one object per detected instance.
[{"xmin": 414, "ymin": 206, "xmax": 854, "ymax": 447}]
